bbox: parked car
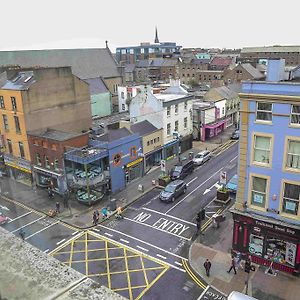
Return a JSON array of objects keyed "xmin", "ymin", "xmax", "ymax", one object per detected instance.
[
  {"xmin": 170, "ymin": 160, "xmax": 194, "ymax": 180},
  {"xmin": 193, "ymin": 150, "xmax": 211, "ymax": 166},
  {"xmin": 231, "ymin": 130, "xmax": 240, "ymax": 140},
  {"xmin": 159, "ymin": 180, "xmax": 187, "ymax": 202},
  {"xmin": 0, "ymin": 212, "xmax": 8, "ymax": 225},
  {"xmin": 225, "ymin": 174, "xmax": 238, "ymax": 193}
]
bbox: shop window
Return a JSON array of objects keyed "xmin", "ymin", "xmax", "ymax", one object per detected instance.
[
  {"xmin": 36, "ymin": 153, "xmax": 41, "ymax": 166},
  {"xmin": 54, "ymin": 159, "xmax": 59, "ymax": 171},
  {"xmin": 2, "ymin": 115, "xmax": 9, "ymax": 131},
  {"xmin": 14, "ymin": 116, "xmax": 21, "ymax": 134},
  {"xmin": 184, "ymin": 117, "xmax": 187, "ymax": 129},
  {"xmin": 282, "ymin": 182, "xmax": 300, "ymax": 216},
  {"xmin": 250, "ymin": 176, "xmax": 267, "ymax": 208},
  {"xmin": 45, "ymin": 156, "xmax": 50, "ymax": 169},
  {"xmin": 130, "ymin": 146, "xmax": 137, "ymax": 159},
  {"xmin": 18, "ymin": 142, "xmax": 25, "ymax": 159},
  {"xmin": 11, "ymin": 97, "xmax": 17, "ymax": 110},
  {"xmin": 285, "ymin": 139, "xmax": 300, "ymax": 171},
  {"xmin": 112, "ymin": 153, "xmax": 122, "ymax": 166},
  {"xmin": 248, "ymin": 234, "xmax": 263, "ymax": 257},
  {"xmin": 256, "ymin": 102, "xmax": 272, "ymax": 122},
  {"xmin": 167, "ymin": 123, "xmax": 171, "ymax": 136},
  {"xmin": 42, "ymin": 141, "xmax": 47, "ymax": 148},
  {"xmin": 7, "ymin": 139, "xmax": 13, "ymax": 154},
  {"xmin": 174, "ymin": 120, "xmax": 179, "ymax": 132},
  {"xmin": 290, "ymin": 104, "xmax": 300, "ymax": 125},
  {"xmin": 51, "ymin": 144, "xmax": 57, "ymax": 151},
  {"xmin": 0, "ymin": 96, "xmax": 5, "ymax": 109},
  {"xmin": 175, "ymin": 104, "xmax": 178, "ymax": 114},
  {"xmin": 253, "ymin": 135, "xmax": 272, "ymax": 165}
]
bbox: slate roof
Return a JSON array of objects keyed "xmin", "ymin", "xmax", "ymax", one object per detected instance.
[
  {"xmin": 130, "ymin": 120, "xmax": 158, "ymax": 136},
  {"xmin": 83, "ymin": 77, "xmax": 109, "ymax": 95},
  {"xmin": 210, "ymin": 56, "xmax": 233, "ymax": 66},
  {"xmin": 97, "ymin": 127, "xmax": 132, "ymax": 142},
  {"xmin": 0, "ymin": 48, "xmax": 121, "ymax": 80},
  {"xmin": 125, "ymin": 64, "xmax": 136, "ymax": 73},
  {"xmin": 0, "ymin": 71, "xmax": 35, "ymax": 90},
  {"xmin": 28, "ymin": 129, "xmax": 84, "ymax": 141},
  {"xmin": 241, "ymin": 46, "xmax": 300, "ymax": 53},
  {"xmin": 241, "ymin": 63, "xmax": 265, "ymax": 79},
  {"xmin": 136, "ymin": 60, "xmax": 150, "ymax": 68},
  {"xmin": 204, "ymin": 85, "xmax": 240, "ymax": 102}
]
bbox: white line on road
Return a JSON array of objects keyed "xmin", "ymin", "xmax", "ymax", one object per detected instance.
[
  {"xmin": 230, "ymin": 155, "xmax": 238, "ymax": 163},
  {"xmin": 143, "ymin": 207, "xmax": 196, "ymax": 227},
  {"xmin": 187, "ymin": 177, "xmax": 198, "ymax": 186},
  {"xmin": 136, "ymin": 245, "xmax": 149, "ymax": 252},
  {"xmin": 120, "ymin": 238, "xmax": 129, "ymax": 244},
  {"xmin": 25, "ymin": 221, "xmax": 59, "ymax": 240},
  {"xmin": 93, "ymin": 228, "xmax": 100, "ymax": 232},
  {"xmin": 156, "ymin": 254, "xmax": 167, "ymax": 260},
  {"xmin": 174, "ymin": 261, "xmax": 182, "ymax": 267},
  {"xmin": 165, "ymin": 166, "xmax": 224, "ymax": 214},
  {"xmin": 44, "ymin": 249, "xmax": 50, "ymax": 253},
  {"xmin": 104, "ymin": 232, "xmax": 113, "ymax": 237},
  {"xmin": 72, "ymin": 231, "xmax": 79, "ymax": 235},
  {"xmin": 11, "ymin": 216, "xmax": 45, "ymax": 233},
  {"xmin": 56, "ymin": 238, "xmax": 66, "ymax": 245},
  {"xmin": 8, "ymin": 211, "xmax": 32, "ymax": 223},
  {"xmin": 123, "ymin": 216, "xmax": 191, "ymax": 241}
]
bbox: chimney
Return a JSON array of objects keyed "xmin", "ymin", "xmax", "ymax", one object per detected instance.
[{"xmin": 266, "ymin": 59, "xmax": 285, "ymax": 82}]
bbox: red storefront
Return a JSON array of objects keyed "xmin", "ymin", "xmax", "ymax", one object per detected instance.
[{"xmin": 232, "ymin": 213, "xmax": 300, "ymax": 275}]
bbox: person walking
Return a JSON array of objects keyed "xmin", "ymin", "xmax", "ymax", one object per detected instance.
[
  {"xmin": 227, "ymin": 255, "xmax": 237, "ymax": 274},
  {"xmin": 102, "ymin": 207, "xmax": 108, "ymax": 219},
  {"xmin": 93, "ymin": 211, "xmax": 98, "ymax": 225},
  {"xmin": 203, "ymin": 259, "xmax": 212, "ymax": 277},
  {"xmin": 116, "ymin": 206, "xmax": 124, "ymax": 219},
  {"xmin": 19, "ymin": 228, "xmax": 25, "ymax": 241},
  {"xmin": 55, "ymin": 201, "xmax": 60, "ymax": 213}
]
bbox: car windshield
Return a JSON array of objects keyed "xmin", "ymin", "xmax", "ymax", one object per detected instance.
[
  {"xmin": 164, "ymin": 185, "xmax": 176, "ymax": 193},
  {"xmin": 174, "ymin": 166, "xmax": 182, "ymax": 172},
  {"xmin": 195, "ymin": 154, "xmax": 204, "ymax": 158}
]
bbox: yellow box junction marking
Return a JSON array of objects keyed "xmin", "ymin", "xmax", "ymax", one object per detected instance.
[
  {"xmin": 182, "ymin": 259, "xmax": 207, "ymax": 290},
  {"xmin": 51, "ymin": 230, "xmax": 169, "ymax": 300}
]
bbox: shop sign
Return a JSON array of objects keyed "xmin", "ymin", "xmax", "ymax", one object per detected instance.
[
  {"xmin": 126, "ymin": 157, "xmax": 143, "ymax": 168},
  {"xmin": 4, "ymin": 155, "xmax": 31, "ymax": 173},
  {"xmin": 255, "ymin": 220, "xmax": 297, "ymax": 236},
  {"xmin": 34, "ymin": 166, "xmax": 60, "ymax": 178}
]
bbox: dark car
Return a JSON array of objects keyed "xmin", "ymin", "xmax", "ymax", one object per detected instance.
[
  {"xmin": 159, "ymin": 180, "xmax": 187, "ymax": 202},
  {"xmin": 170, "ymin": 160, "xmax": 194, "ymax": 180},
  {"xmin": 231, "ymin": 130, "xmax": 240, "ymax": 140}
]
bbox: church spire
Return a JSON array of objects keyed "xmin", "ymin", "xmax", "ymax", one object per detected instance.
[{"xmin": 154, "ymin": 26, "xmax": 159, "ymax": 43}]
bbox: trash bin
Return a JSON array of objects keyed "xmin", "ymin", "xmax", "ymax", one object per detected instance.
[
  {"xmin": 189, "ymin": 152, "xmax": 194, "ymax": 160},
  {"xmin": 110, "ymin": 198, "xmax": 117, "ymax": 211}
]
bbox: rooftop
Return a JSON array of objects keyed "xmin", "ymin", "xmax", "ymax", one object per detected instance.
[
  {"xmin": 241, "ymin": 45, "xmax": 300, "ymax": 53},
  {"xmin": 96, "ymin": 127, "xmax": 133, "ymax": 142},
  {"xmin": 28, "ymin": 129, "xmax": 87, "ymax": 141},
  {"xmin": 130, "ymin": 120, "xmax": 159, "ymax": 136},
  {"xmin": 0, "ymin": 70, "xmax": 35, "ymax": 90}
]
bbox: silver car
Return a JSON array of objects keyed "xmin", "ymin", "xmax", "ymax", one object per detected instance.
[{"xmin": 193, "ymin": 150, "xmax": 211, "ymax": 166}]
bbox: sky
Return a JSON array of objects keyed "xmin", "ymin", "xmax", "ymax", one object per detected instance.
[{"xmin": 1, "ymin": 0, "xmax": 299, "ymax": 52}]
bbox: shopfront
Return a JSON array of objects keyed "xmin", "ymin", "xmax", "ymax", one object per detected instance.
[
  {"xmin": 4, "ymin": 155, "xmax": 32, "ymax": 186},
  {"xmin": 163, "ymin": 140, "xmax": 178, "ymax": 161},
  {"xmin": 125, "ymin": 157, "xmax": 143, "ymax": 184},
  {"xmin": 202, "ymin": 119, "xmax": 227, "ymax": 142},
  {"xmin": 232, "ymin": 213, "xmax": 300, "ymax": 275},
  {"xmin": 144, "ymin": 147, "xmax": 162, "ymax": 173}
]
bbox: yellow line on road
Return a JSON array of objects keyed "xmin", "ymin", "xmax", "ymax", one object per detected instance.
[
  {"xmin": 182, "ymin": 259, "xmax": 207, "ymax": 289},
  {"xmin": 105, "ymin": 240, "xmax": 111, "ymax": 289},
  {"xmin": 124, "ymin": 248, "xmax": 133, "ymax": 300},
  {"xmin": 113, "ymin": 285, "xmax": 147, "ymax": 292},
  {"xmin": 69, "ymin": 240, "xmax": 74, "ymax": 268},
  {"xmin": 140, "ymin": 256, "xmax": 150, "ymax": 287}
]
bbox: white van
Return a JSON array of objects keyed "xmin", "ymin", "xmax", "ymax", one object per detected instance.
[{"xmin": 228, "ymin": 291, "xmax": 258, "ymax": 300}]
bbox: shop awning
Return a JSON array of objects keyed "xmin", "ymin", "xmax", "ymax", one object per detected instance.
[{"xmin": 204, "ymin": 120, "xmax": 226, "ymax": 129}]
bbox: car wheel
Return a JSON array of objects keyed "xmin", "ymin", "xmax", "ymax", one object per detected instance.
[{"xmin": 172, "ymin": 197, "xmax": 175, "ymax": 202}]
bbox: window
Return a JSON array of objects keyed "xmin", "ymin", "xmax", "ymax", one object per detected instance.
[
  {"xmin": 113, "ymin": 153, "xmax": 122, "ymax": 166},
  {"xmin": 157, "ymin": 137, "xmax": 160, "ymax": 142},
  {"xmin": 45, "ymin": 156, "xmax": 50, "ymax": 169},
  {"xmin": 256, "ymin": 102, "xmax": 272, "ymax": 122},
  {"xmin": 147, "ymin": 141, "xmax": 150, "ymax": 146},
  {"xmin": 184, "ymin": 117, "xmax": 187, "ymax": 129},
  {"xmin": 42, "ymin": 141, "xmax": 47, "ymax": 148},
  {"xmin": 290, "ymin": 105, "xmax": 300, "ymax": 125},
  {"xmin": 0, "ymin": 96, "xmax": 4, "ymax": 109},
  {"xmin": 14, "ymin": 116, "xmax": 21, "ymax": 133},
  {"xmin": 250, "ymin": 176, "xmax": 267, "ymax": 208},
  {"xmin": 167, "ymin": 106, "xmax": 171, "ymax": 116},
  {"xmin": 167, "ymin": 123, "xmax": 171, "ymax": 135},
  {"xmin": 36, "ymin": 153, "xmax": 41, "ymax": 166},
  {"xmin": 154, "ymin": 138, "xmax": 156, "ymax": 143},
  {"xmin": 175, "ymin": 120, "xmax": 179, "ymax": 132},
  {"xmin": 7, "ymin": 139, "xmax": 13, "ymax": 154},
  {"xmin": 282, "ymin": 182, "xmax": 300, "ymax": 216},
  {"xmin": 54, "ymin": 159, "xmax": 59, "ymax": 171},
  {"xmin": 18, "ymin": 142, "xmax": 25, "ymax": 158},
  {"xmin": 33, "ymin": 139, "xmax": 39, "ymax": 146},
  {"xmin": 184, "ymin": 102, "xmax": 187, "ymax": 111},
  {"xmin": 51, "ymin": 144, "xmax": 57, "ymax": 151},
  {"xmin": 130, "ymin": 146, "xmax": 137, "ymax": 159},
  {"xmin": 150, "ymin": 140, "xmax": 153, "ymax": 145},
  {"xmin": 121, "ymin": 104, "xmax": 125, "ymax": 111},
  {"xmin": 286, "ymin": 139, "xmax": 300, "ymax": 170},
  {"xmin": 11, "ymin": 97, "xmax": 17, "ymax": 110},
  {"xmin": 253, "ymin": 135, "xmax": 271, "ymax": 164},
  {"xmin": 175, "ymin": 104, "xmax": 178, "ymax": 114},
  {"xmin": 2, "ymin": 115, "xmax": 8, "ymax": 130}
]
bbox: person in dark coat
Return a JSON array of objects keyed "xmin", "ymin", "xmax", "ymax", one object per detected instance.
[
  {"xmin": 93, "ymin": 211, "xmax": 98, "ymax": 225},
  {"xmin": 55, "ymin": 201, "xmax": 60, "ymax": 213},
  {"xmin": 227, "ymin": 255, "xmax": 237, "ymax": 274},
  {"xmin": 204, "ymin": 259, "xmax": 212, "ymax": 277}
]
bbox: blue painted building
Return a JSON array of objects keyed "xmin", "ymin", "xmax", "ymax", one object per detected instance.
[{"xmin": 232, "ymin": 60, "xmax": 300, "ymax": 275}]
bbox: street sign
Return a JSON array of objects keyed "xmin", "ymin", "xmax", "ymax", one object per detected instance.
[
  {"xmin": 198, "ymin": 286, "xmax": 226, "ymax": 300},
  {"xmin": 220, "ymin": 171, "xmax": 227, "ymax": 185},
  {"xmin": 161, "ymin": 160, "xmax": 166, "ymax": 172}
]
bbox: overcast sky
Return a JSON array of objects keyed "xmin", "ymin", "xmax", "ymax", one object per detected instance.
[{"xmin": 2, "ymin": 0, "xmax": 299, "ymax": 52}]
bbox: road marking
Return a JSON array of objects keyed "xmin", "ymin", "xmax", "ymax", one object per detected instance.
[
  {"xmin": 0, "ymin": 205, "xmax": 10, "ymax": 211},
  {"xmin": 156, "ymin": 254, "xmax": 167, "ymax": 260},
  {"xmin": 230, "ymin": 155, "xmax": 238, "ymax": 163},
  {"xmin": 175, "ymin": 261, "xmax": 182, "ymax": 267},
  {"xmin": 8, "ymin": 211, "xmax": 32, "ymax": 223},
  {"xmin": 124, "ymin": 216, "xmax": 191, "ymax": 241},
  {"xmin": 93, "ymin": 228, "xmax": 100, "ymax": 232},
  {"xmin": 11, "ymin": 216, "xmax": 45, "ymax": 233},
  {"xmin": 44, "ymin": 249, "xmax": 50, "ymax": 253},
  {"xmin": 136, "ymin": 245, "xmax": 149, "ymax": 252},
  {"xmin": 165, "ymin": 166, "xmax": 224, "ymax": 214},
  {"xmin": 25, "ymin": 221, "xmax": 59, "ymax": 240},
  {"xmin": 187, "ymin": 177, "xmax": 198, "ymax": 186},
  {"xmin": 72, "ymin": 231, "xmax": 79, "ymax": 235},
  {"xmin": 143, "ymin": 208, "xmax": 196, "ymax": 226},
  {"xmin": 203, "ymin": 188, "xmax": 211, "ymax": 195},
  {"xmin": 56, "ymin": 238, "xmax": 66, "ymax": 245},
  {"xmin": 104, "ymin": 232, "xmax": 113, "ymax": 237},
  {"xmin": 120, "ymin": 238, "xmax": 129, "ymax": 244}
]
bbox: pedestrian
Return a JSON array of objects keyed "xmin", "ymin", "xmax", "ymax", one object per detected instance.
[
  {"xmin": 102, "ymin": 207, "xmax": 108, "ymax": 219},
  {"xmin": 19, "ymin": 228, "xmax": 25, "ymax": 241},
  {"xmin": 203, "ymin": 259, "xmax": 212, "ymax": 277},
  {"xmin": 55, "ymin": 201, "xmax": 60, "ymax": 213},
  {"xmin": 48, "ymin": 187, "xmax": 53, "ymax": 198},
  {"xmin": 116, "ymin": 206, "xmax": 123, "ymax": 219},
  {"xmin": 93, "ymin": 211, "xmax": 98, "ymax": 225},
  {"xmin": 95, "ymin": 208, "xmax": 100, "ymax": 219},
  {"xmin": 63, "ymin": 191, "xmax": 69, "ymax": 208},
  {"xmin": 227, "ymin": 255, "xmax": 237, "ymax": 274},
  {"xmin": 235, "ymin": 251, "xmax": 242, "ymax": 268}
]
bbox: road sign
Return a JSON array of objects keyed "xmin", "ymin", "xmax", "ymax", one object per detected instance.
[
  {"xmin": 220, "ymin": 171, "xmax": 227, "ymax": 185},
  {"xmin": 161, "ymin": 160, "xmax": 166, "ymax": 172}
]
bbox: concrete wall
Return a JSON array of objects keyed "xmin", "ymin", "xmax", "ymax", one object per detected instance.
[{"xmin": 91, "ymin": 92, "xmax": 112, "ymax": 117}]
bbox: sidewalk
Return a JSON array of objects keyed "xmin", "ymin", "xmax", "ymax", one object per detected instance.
[
  {"xmin": 0, "ymin": 127, "xmax": 236, "ymax": 229},
  {"xmin": 189, "ymin": 209, "xmax": 300, "ymax": 300}
]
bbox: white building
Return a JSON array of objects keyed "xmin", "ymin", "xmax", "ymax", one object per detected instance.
[
  {"xmin": 117, "ymin": 86, "xmax": 139, "ymax": 112},
  {"xmin": 129, "ymin": 80, "xmax": 194, "ymax": 160}
]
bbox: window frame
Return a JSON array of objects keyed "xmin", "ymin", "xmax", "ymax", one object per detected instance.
[
  {"xmin": 11, "ymin": 96, "xmax": 17, "ymax": 110},
  {"xmin": 130, "ymin": 146, "xmax": 137, "ymax": 159},
  {"xmin": 167, "ymin": 123, "xmax": 171, "ymax": 136},
  {"xmin": 2, "ymin": 114, "xmax": 9, "ymax": 131},
  {"xmin": 36, "ymin": 153, "xmax": 41, "ymax": 166},
  {"xmin": 290, "ymin": 104, "xmax": 300, "ymax": 126},
  {"xmin": 184, "ymin": 117, "xmax": 188, "ymax": 129},
  {"xmin": 255, "ymin": 101, "xmax": 273, "ymax": 123},
  {"xmin": 280, "ymin": 179, "xmax": 300, "ymax": 219},
  {"xmin": 0, "ymin": 96, "xmax": 5, "ymax": 109},
  {"xmin": 175, "ymin": 104, "xmax": 178, "ymax": 115},
  {"xmin": 7, "ymin": 139, "xmax": 13, "ymax": 154},
  {"xmin": 14, "ymin": 116, "xmax": 21, "ymax": 134},
  {"xmin": 251, "ymin": 132, "xmax": 273, "ymax": 168},
  {"xmin": 167, "ymin": 106, "xmax": 171, "ymax": 117},
  {"xmin": 45, "ymin": 156, "xmax": 50, "ymax": 169},
  {"xmin": 174, "ymin": 120, "xmax": 179, "ymax": 132},
  {"xmin": 18, "ymin": 141, "xmax": 25, "ymax": 159},
  {"xmin": 283, "ymin": 136, "xmax": 300, "ymax": 173},
  {"xmin": 54, "ymin": 159, "xmax": 59, "ymax": 171}
]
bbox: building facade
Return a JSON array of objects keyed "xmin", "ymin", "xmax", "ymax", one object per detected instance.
[{"xmin": 231, "ymin": 63, "xmax": 300, "ymax": 275}]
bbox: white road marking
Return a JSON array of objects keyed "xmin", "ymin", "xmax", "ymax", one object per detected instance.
[
  {"xmin": 174, "ymin": 261, "xmax": 182, "ymax": 267},
  {"xmin": 143, "ymin": 207, "xmax": 196, "ymax": 227},
  {"xmin": 187, "ymin": 177, "xmax": 198, "ymax": 186},
  {"xmin": 230, "ymin": 155, "xmax": 238, "ymax": 163},
  {"xmin": 8, "ymin": 211, "xmax": 32, "ymax": 223},
  {"xmin": 136, "ymin": 245, "xmax": 149, "ymax": 252},
  {"xmin": 124, "ymin": 216, "xmax": 191, "ymax": 241},
  {"xmin": 93, "ymin": 228, "xmax": 100, "ymax": 232},
  {"xmin": 44, "ymin": 249, "xmax": 50, "ymax": 253},
  {"xmin": 56, "ymin": 238, "xmax": 66, "ymax": 245},
  {"xmin": 25, "ymin": 221, "xmax": 59, "ymax": 240},
  {"xmin": 72, "ymin": 231, "xmax": 79, "ymax": 235},
  {"xmin": 0, "ymin": 205, "xmax": 10, "ymax": 211},
  {"xmin": 203, "ymin": 188, "xmax": 211, "ymax": 195},
  {"xmin": 104, "ymin": 232, "xmax": 113, "ymax": 237},
  {"xmin": 165, "ymin": 167, "xmax": 224, "ymax": 214},
  {"xmin": 207, "ymin": 205, "xmax": 222, "ymax": 209},
  {"xmin": 120, "ymin": 238, "xmax": 129, "ymax": 244},
  {"xmin": 156, "ymin": 254, "xmax": 167, "ymax": 260},
  {"xmin": 11, "ymin": 216, "xmax": 45, "ymax": 233}
]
